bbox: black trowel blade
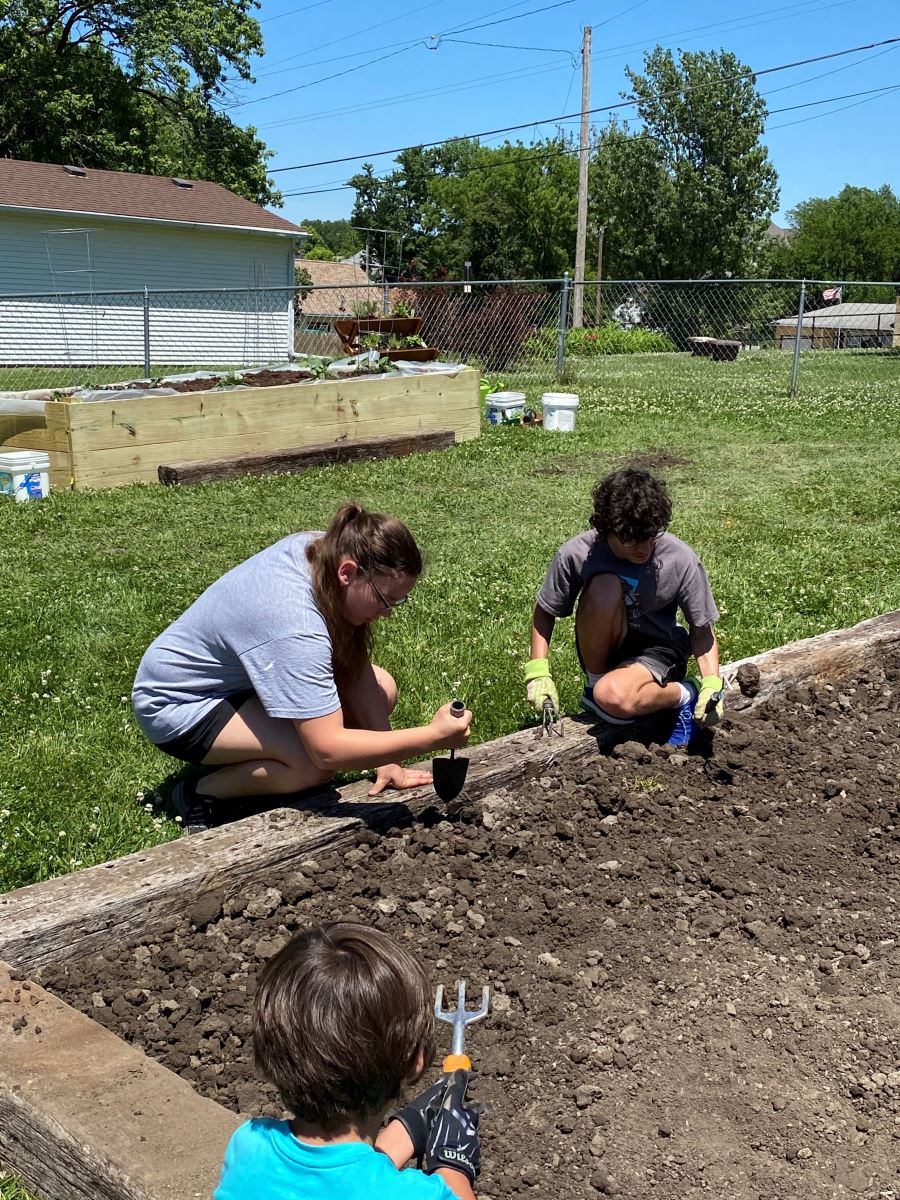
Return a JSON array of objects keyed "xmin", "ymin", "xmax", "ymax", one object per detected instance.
[{"xmin": 432, "ymin": 752, "xmax": 470, "ymax": 801}]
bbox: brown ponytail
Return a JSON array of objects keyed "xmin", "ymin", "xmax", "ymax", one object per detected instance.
[{"xmin": 306, "ymin": 503, "xmax": 423, "ymax": 685}]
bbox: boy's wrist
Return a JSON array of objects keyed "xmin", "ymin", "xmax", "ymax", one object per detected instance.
[{"xmin": 375, "ymin": 1119, "xmax": 415, "ymax": 1168}]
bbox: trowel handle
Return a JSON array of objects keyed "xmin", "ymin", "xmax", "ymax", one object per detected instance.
[
  {"xmin": 449, "ymin": 699, "xmax": 465, "ymax": 718},
  {"xmin": 442, "ymin": 1053, "xmax": 471, "ymax": 1072}
]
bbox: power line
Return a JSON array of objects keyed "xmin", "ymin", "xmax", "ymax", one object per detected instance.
[
  {"xmin": 280, "ymin": 75, "xmax": 900, "ymax": 198},
  {"xmin": 769, "ymin": 81, "xmax": 900, "ymax": 127},
  {"xmin": 260, "ymin": 0, "xmax": 336, "ymax": 24},
  {"xmin": 249, "ymin": 0, "xmax": 572, "ymax": 84},
  {"xmin": 251, "ymin": 0, "xmax": 878, "ymax": 135},
  {"xmin": 268, "ymin": 36, "xmax": 900, "ymax": 173}
]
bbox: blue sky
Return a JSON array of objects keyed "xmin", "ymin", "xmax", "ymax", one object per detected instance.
[{"xmin": 224, "ymin": 0, "xmax": 900, "ymax": 229}]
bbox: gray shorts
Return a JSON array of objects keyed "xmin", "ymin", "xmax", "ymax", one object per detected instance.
[{"xmin": 578, "ymin": 629, "xmax": 689, "ymax": 686}]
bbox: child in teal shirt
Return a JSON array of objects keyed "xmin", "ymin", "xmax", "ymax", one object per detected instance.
[{"xmin": 215, "ymin": 923, "xmax": 482, "ymax": 1200}]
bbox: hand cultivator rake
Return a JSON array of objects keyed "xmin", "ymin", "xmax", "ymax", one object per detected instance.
[{"xmin": 435, "ymin": 980, "xmax": 491, "ymax": 1072}]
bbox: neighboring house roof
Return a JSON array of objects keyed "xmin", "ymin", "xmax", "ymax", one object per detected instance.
[
  {"xmin": 0, "ymin": 158, "xmax": 304, "ymax": 236},
  {"xmin": 774, "ymin": 302, "xmax": 897, "ymax": 331},
  {"xmin": 766, "ymin": 222, "xmax": 796, "ymax": 241},
  {"xmin": 297, "ymin": 257, "xmax": 387, "ymax": 314}
]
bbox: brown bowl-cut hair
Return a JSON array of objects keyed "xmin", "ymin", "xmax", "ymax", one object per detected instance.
[
  {"xmin": 306, "ymin": 502, "xmax": 423, "ymax": 687},
  {"xmin": 590, "ymin": 468, "xmax": 672, "ymax": 544},
  {"xmin": 253, "ymin": 923, "xmax": 435, "ymax": 1129}
]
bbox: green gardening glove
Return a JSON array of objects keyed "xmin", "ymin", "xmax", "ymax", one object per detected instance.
[
  {"xmin": 524, "ymin": 657, "xmax": 560, "ymax": 715},
  {"xmin": 693, "ymin": 675, "xmax": 725, "ymax": 726}
]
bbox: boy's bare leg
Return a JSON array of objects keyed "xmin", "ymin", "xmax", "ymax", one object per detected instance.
[{"xmin": 576, "ymin": 573, "xmax": 682, "ymax": 720}]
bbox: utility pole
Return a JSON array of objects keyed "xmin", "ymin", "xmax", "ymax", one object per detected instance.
[
  {"xmin": 572, "ymin": 24, "xmax": 592, "ymax": 328},
  {"xmin": 594, "ymin": 217, "xmax": 614, "ymax": 326}
]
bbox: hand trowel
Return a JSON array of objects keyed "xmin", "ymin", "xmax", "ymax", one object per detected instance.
[{"xmin": 432, "ymin": 699, "xmax": 470, "ymax": 802}]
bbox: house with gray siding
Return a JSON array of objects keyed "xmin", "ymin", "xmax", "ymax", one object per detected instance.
[{"xmin": 0, "ymin": 159, "xmax": 305, "ymax": 367}]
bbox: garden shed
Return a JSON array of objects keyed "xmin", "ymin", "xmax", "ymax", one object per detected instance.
[
  {"xmin": 0, "ymin": 159, "xmax": 305, "ymax": 367},
  {"xmin": 774, "ymin": 300, "xmax": 899, "ymax": 351}
]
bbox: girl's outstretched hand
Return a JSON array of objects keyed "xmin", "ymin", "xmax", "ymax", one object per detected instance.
[{"xmin": 368, "ymin": 763, "xmax": 433, "ymax": 795}]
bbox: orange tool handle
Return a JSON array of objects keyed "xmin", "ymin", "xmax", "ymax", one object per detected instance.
[{"xmin": 442, "ymin": 1053, "xmax": 471, "ymax": 1072}]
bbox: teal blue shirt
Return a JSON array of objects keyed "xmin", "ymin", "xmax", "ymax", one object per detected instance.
[{"xmin": 215, "ymin": 1118, "xmax": 458, "ymax": 1200}]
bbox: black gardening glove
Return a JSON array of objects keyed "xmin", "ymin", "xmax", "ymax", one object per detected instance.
[
  {"xmin": 425, "ymin": 1069, "xmax": 481, "ymax": 1183},
  {"xmin": 393, "ymin": 1075, "xmax": 449, "ymax": 1162}
]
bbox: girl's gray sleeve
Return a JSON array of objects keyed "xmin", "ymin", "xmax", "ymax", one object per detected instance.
[{"xmin": 239, "ymin": 633, "xmax": 340, "ymax": 720}]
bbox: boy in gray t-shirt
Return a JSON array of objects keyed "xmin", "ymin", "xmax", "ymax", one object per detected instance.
[{"xmin": 525, "ymin": 469, "xmax": 723, "ymax": 748}]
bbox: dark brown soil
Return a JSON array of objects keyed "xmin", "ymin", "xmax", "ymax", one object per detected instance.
[{"xmin": 40, "ymin": 658, "xmax": 900, "ymax": 1199}]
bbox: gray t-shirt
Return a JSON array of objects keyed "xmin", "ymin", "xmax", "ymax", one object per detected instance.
[
  {"xmin": 132, "ymin": 533, "xmax": 340, "ymax": 743},
  {"xmin": 536, "ymin": 530, "xmax": 719, "ymax": 645}
]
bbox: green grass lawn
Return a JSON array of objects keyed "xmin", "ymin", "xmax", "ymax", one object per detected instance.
[
  {"xmin": 1, "ymin": 349, "xmax": 898, "ymax": 895},
  {"xmin": 1, "ymin": 347, "xmax": 899, "ymax": 1199}
]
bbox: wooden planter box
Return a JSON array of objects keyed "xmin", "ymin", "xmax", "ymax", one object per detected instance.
[
  {"xmin": 1, "ymin": 610, "xmax": 898, "ymax": 1200},
  {"xmin": 689, "ymin": 336, "xmax": 741, "ymax": 361},
  {"xmin": 0, "ymin": 369, "xmax": 479, "ymax": 491}
]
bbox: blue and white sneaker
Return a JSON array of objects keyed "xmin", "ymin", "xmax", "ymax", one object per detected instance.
[{"xmin": 667, "ymin": 680, "xmax": 699, "ymax": 749}]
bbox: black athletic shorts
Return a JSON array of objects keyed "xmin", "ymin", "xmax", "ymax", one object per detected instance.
[
  {"xmin": 154, "ymin": 689, "xmax": 255, "ymax": 765},
  {"xmin": 577, "ymin": 629, "xmax": 689, "ymax": 686}
]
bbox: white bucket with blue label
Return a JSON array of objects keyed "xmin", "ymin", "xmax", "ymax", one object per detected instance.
[
  {"xmin": 0, "ymin": 449, "xmax": 51, "ymax": 501},
  {"xmin": 541, "ymin": 392, "xmax": 579, "ymax": 432},
  {"xmin": 485, "ymin": 391, "xmax": 526, "ymax": 425}
]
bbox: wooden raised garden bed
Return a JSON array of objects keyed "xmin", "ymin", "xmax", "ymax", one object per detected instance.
[
  {"xmin": 1, "ymin": 610, "xmax": 898, "ymax": 1199},
  {"xmin": 0, "ymin": 369, "xmax": 478, "ymax": 491}
]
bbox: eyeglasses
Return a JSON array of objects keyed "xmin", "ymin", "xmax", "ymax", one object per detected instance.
[{"xmin": 367, "ymin": 573, "xmax": 408, "ymax": 610}]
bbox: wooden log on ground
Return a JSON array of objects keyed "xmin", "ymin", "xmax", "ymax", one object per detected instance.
[
  {"xmin": 1, "ymin": 610, "xmax": 897, "ymax": 976},
  {"xmin": 0, "ymin": 961, "xmax": 239, "ymax": 1200},
  {"xmin": 724, "ymin": 610, "xmax": 900, "ymax": 710},
  {"xmin": 158, "ymin": 429, "xmax": 456, "ymax": 486}
]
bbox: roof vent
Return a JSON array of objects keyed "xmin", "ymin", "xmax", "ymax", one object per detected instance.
[
  {"xmin": 171, "ymin": 177, "xmax": 193, "ymax": 189},
  {"xmin": 64, "ymin": 165, "xmax": 87, "ymax": 177}
]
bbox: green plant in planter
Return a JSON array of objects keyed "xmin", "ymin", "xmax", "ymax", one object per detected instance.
[
  {"xmin": 351, "ymin": 299, "xmax": 380, "ymax": 318},
  {"xmin": 390, "ymin": 299, "xmax": 416, "ymax": 318},
  {"xmin": 387, "ymin": 334, "xmax": 427, "ymax": 349},
  {"xmin": 360, "ymin": 332, "xmax": 386, "ymax": 350}
]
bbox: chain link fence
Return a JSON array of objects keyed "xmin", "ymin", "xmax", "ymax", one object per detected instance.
[{"xmin": 0, "ymin": 278, "xmax": 897, "ymax": 397}]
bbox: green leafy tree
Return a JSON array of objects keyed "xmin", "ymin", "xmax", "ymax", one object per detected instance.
[
  {"xmin": 349, "ymin": 137, "xmax": 578, "ymax": 279},
  {"xmin": 591, "ymin": 48, "xmax": 779, "ymax": 279},
  {"xmin": 0, "ymin": 0, "xmax": 279, "ymax": 205},
  {"xmin": 302, "ymin": 219, "xmax": 362, "ymax": 259},
  {"xmin": 432, "ymin": 137, "xmax": 579, "ymax": 279},
  {"xmin": 762, "ymin": 185, "xmax": 900, "ymax": 282}
]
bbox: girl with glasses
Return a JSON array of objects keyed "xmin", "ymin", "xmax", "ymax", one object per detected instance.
[{"xmin": 133, "ymin": 502, "xmax": 471, "ymax": 832}]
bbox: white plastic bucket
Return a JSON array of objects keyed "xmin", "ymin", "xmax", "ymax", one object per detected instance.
[
  {"xmin": 541, "ymin": 391, "xmax": 579, "ymax": 432},
  {"xmin": 0, "ymin": 449, "xmax": 51, "ymax": 501},
  {"xmin": 486, "ymin": 391, "xmax": 526, "ymax": 425}
]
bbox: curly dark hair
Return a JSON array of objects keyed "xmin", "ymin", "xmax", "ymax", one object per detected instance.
[{"xmin": 590, "ymin": 469, "xmax": 672, "ymax": 543}]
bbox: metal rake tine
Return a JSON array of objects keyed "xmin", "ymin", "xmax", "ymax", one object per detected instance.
[
  {"xmin": 434, "ymin": 983, "xmax": 453, "ymax": 1024},
  {"xmin": 463, "ymin": 984, "xmax": 491, "ymax": 1025}
]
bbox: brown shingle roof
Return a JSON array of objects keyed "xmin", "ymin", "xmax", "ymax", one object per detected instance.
[
  {"xmin": 0, "ymin": 158, "xmax": 304, "ymax": 235},
  {"xmin": 297, "ymin": 258, "xmax": 386, "ymax": 314}
]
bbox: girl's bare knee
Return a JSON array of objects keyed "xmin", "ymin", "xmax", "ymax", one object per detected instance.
[{"xmin": 372, "ymin": 665, "xmax": 398, "ymax": 714}]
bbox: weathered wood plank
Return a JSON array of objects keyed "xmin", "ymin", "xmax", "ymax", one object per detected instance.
[
  {"xmin": 158, "ymin": 429, "xmax": 456, "ymax": 485},
  {"xmin": 724, "ymin": 609, "xmax": 900, "ymax": 710},
  {"xmin": 1, "ymin": 610, "xmax": 897, "ymax": 975},
  {"xmin": 0, "ymin": 961, "xmax": 239, "ymax": 1200}
]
